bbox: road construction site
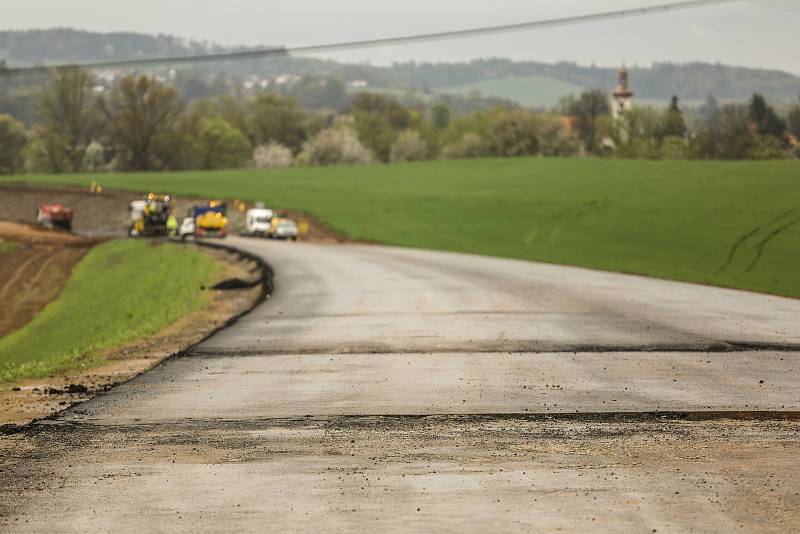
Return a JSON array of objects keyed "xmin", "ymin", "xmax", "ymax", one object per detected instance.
[
  {"xmin": 0, "ymin": 184, "xmax": 296, "ymax": 425},
  {"xmin": 1, "ymin": 183, "xmax": 799, "ymax": 532}
]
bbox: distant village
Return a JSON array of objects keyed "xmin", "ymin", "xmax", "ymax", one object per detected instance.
[{"xmin": 89, "ymin": 68, "xmax": 371, "ymax": 96}]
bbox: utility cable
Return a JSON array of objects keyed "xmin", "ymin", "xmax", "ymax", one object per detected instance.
[{"xmin": 0, "ymin": 0, "xmax": 741, "ymax": 75}]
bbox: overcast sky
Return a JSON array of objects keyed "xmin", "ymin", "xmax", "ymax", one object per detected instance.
[{"xmin": 2, "ymin": 0, "xmax": 798, "ymax": 73}]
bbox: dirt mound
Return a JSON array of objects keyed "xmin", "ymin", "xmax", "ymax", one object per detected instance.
[
  {"xmin": 0, "ymin": 183, "xmax": 138, "ymax": 235},
  {"xmin": 0, "ymin": 222, "xmax": 94, "ymax": 338},
  {"xmin": 0, "ymin": 247, "xmax": 89, "ymax": 338},
  {"xmin": 0, "ymin": 221, "xmax": 96, "ymax": 247}
]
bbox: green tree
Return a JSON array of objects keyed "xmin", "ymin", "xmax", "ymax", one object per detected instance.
[
  {"xmin": 749, "ymin": 135, "xmax": 786, "ymax": 160},
  {"xmin": 252, "ymin": 92, "xmax": 308, "ymax": 153},
  {"xmin": 297, "ymin": 126, "xmax": 373, "ymax": 166},
  {"xmin": 253, "ymin": 142, "xmax": 293, "ymax": 169},
  {"xmin": 567, "ymin": 89, "xmax": 611, "ymax": 154},
  {"xmin": 660, "ymin": 135, "xmax": 688, "ymax": 160},
  {"xmin": 439, "ymin": 112, "xmax": 489, "ymax": 145},
  {"xmin": 430, "ymin": 103, "xmax": 451, "ymax": 130},
  {"xmin": 749, "ymin": 94, "xmax": 786, "ymax": 139},
  {"xmin": 213, "ymin": 95, "xmax": 257, "ymax": 146},
  {"xmin": 194, "ymin": 117, "xmax": 252, "ymax": 169},
  {"xmin": 390, "ymin": 130, "xmax": 428, "ymax": 163},
  {"xmin": 100, "ymin": 75, "xmax": 185, "ymax": 171},
  {"xmin": 612, "ymin": 107, "xmax": 663, "ymax": 159},
  {"xmin": 538, "ymin": 115, "xmax": 580, "ymax": 157},
  {"xmin": 785, "ymin": 101, "xmax": 800, "ymax": 140},
  {"xmin": 37, "ymin": 68, "xmax": 98, "ymax": 173},
  {"xmin": 661, "ymin": 96, "xmax": 687, "ymax": 139},
  {"xmin": 83, "ymin": 140, "xmax": 105, "ymax": 171},
  {"xmin": 350, "ymin": 93, "xmax": 411, "ymax": 161},
  {"xmin": 698, "ymin": 94, "xmax": 719, "ymax": 124},
  {"xmin": 26, "ymin": 129, "xmax": 67, "ymax": 173},
  {"xmin": 0, "ymin": 114, "xmax": 26, "ymax": 174},
  {"xmin": 351, "ymin": 93, "xmax": 411, "ymax": 130},
  {"xmin": 353, "ymin": 112, "xmax": 396, "ymax": 162},
  {"xmin": 441, "ymin": 132, "xmax": 487, "ymax": 160},
  {"xmin": 692, "ymin": 104, "xmax": 753, "ymax": 160},
  {"xmin": 485, "ymin": 110, "xmax": 539, "ymax": 157},
  {"xmin": 288, "ymin": 77, "xmax": 348, "ymax": 110}
]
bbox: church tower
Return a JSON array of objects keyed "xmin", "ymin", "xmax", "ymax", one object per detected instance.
[{"xmin": 612, "ymin": 65, "xmax": 634, "ymax": 119}]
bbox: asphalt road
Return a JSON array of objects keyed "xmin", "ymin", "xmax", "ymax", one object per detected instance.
[{"xmin": 3, "ymin": 238, "xmax": 800, "ymax": 532}]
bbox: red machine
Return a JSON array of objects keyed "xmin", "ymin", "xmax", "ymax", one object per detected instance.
[{"xmin": 37, "ymin": 204, "xmax": 74, "ymax": 232}]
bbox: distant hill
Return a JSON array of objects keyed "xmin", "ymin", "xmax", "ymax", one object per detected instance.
[
  {"xmin": 0, "ymin": 28, "xmax": 222, "ymax": 65},
  {"xmin": 2, "ymin": 29, "xmax": 799, "ymax": 108},
  {"xmin": 389, "ymin": 59, "xmax": 800, "ymax": 106},
  {"xmin": 433, "ymin": 76, "xmax": 584, "ymax": 108}
]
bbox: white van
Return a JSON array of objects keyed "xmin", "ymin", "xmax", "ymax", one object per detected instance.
[{"xmin": 245, "ymin": 208, "xmax": 275, "ymax": 237}]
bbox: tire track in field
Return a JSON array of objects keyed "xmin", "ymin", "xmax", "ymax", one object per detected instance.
[
  {"xmin": 0, "ymin": 246, "xmax": 88, "ymax": 338},
  {"xmin": 0, "ymin": 249, "xmax": 47, "ymax": 303},
  {"xmin": 536, "ymin": 199, "xmax": 611, "ymax": 244},
  {"xmin": 717, "ymin": 208, "xmax": 799, "ymax": 274},
  {"xmin": 21, "ymin": 248, "xmax": 81, "ymax": 300},
  {"xmin": 744, "ymin": 214, "xmax": 800, "ymax": 273},
  {"xmin": 551, "ymin": 199, "xmax": 611, "ymax": 222}
]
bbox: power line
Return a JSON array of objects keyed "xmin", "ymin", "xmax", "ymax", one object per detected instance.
[{"xmin": 1, "ymin": 0, "xmax": 741, "ymax": 76}]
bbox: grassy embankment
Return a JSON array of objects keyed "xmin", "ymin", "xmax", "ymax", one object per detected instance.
[
  {"xmin": 6, "ymin": 157, "xmax": 800, "ymax": 298},
  {"xmin": 0, "ymin": 240, "xmax": 20, "ymax": 254},
  {"xmin": 0, "ymin": 240, "xmax": 219, "ymax": 382}
]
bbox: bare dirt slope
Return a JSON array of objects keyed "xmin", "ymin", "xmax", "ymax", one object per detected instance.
[
  {"xmin": 0, "ymin": 184, "xmax": 137, "ymax": 235},
  {"xmin": 0, "ymin": 222, "xmax": 96, "ymax": 338}
]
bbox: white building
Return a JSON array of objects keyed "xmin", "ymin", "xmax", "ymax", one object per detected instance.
[{"xmin": 612, "ymin": 66, "xmax": 634, "ymax": 119}]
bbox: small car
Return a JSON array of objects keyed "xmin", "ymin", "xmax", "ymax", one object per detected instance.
[{"xmin": 269, "ymin": 218, "xmax": 299, "ymax": 241}]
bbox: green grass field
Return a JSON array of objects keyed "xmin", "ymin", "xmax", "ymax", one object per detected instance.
[
  {"xmin": 0, "ymin": 240, "xmax": 219, "ymax": 382},
  {"xmin": 436, "ymin": 76, "xmax": 584, "ymax": 108},
  {"xmin": 5, "ymin": 157, "xmax": 800, "ymax": 298}
]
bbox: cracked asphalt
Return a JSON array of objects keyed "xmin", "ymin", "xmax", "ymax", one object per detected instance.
[{"xmin": 2, "ymin": 238, "xmax": 800, "ymax": 532}]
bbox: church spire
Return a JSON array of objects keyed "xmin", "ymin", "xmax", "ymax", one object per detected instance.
[{"xmin": 612, "ymin": 65, "xmax": 634, "ymax": 119}]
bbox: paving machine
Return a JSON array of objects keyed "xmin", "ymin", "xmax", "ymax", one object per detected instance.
[
  {"xmin": 129, "ymin": 193, "xmax": 172, "ymax": 236},
  {"xmin": 193, "ymin": 200, "xmax": 228, "ymax": 238},
  {"xmin": 37, "ymin": 203, "xmax": 74, "ymax": 232}
]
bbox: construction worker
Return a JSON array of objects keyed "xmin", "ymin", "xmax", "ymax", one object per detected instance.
[{"xmin": 167, "ymin": 213, "xmax": 178, "ymax": 238}]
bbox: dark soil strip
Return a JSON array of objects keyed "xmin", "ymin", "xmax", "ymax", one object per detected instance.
[
  {"xmin": 194, "ymin": 241, "xmax": 274, "ymax": 297},
  {"xmin": 187, "ymin": 340, "xmax": 800, "ymax": 358},
  {"xmin": 5, "ymin": 410, "xmax": 800, "ymax": 436}
]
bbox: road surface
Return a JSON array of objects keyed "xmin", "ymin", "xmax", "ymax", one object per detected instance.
[{"xmin": 2, "ymin": 238, "xmax": 800, "ymax": 532}]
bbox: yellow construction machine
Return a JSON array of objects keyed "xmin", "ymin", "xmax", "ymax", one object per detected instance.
[
  {"xmin": 129, "ymin": 193, "xmax": 172, "ymax": 237},
  {"xmin": 193, "ymin": 200, "xmax": 229, "ymax": 238}
]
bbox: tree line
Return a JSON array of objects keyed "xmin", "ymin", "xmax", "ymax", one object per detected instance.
[{"xmin": 1, "ymin": 69, "xmax": 798, "ymax": 175}]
